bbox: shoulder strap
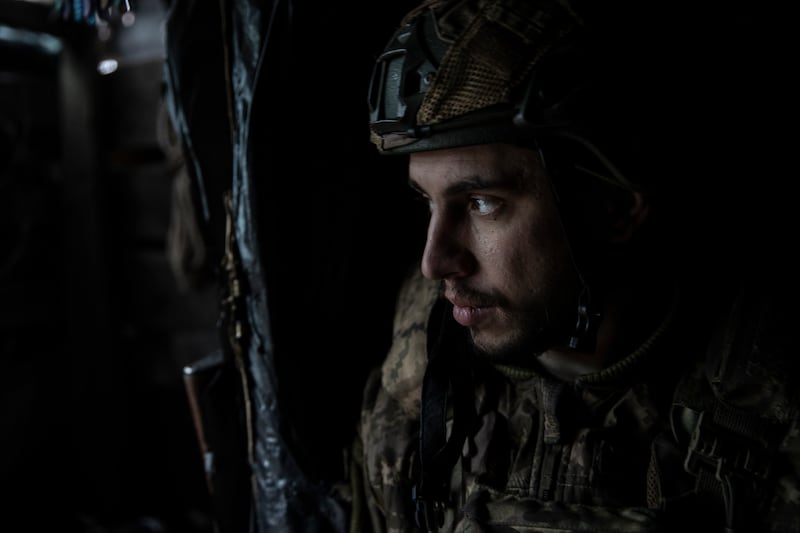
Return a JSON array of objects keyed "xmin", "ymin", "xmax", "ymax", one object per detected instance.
[
  {"xmin": 671, "ymin": 279, "xmax": 800, "ymax": 532},
  {"xmin": 415, "ymin": 298, "xmax": 477, "ymax": 531}
]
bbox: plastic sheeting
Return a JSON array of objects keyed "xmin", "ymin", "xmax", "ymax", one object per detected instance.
[{"xmin": 162, "ymin": 1, "xmax": 422, "ymax": 531}]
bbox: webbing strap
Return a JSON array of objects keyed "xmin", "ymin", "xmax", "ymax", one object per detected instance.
[
  {"xmin": 415, "ymin": 299, "xmax": 476, "ymax": 531},
  {"xmin": 681, "ymin": 403, "xmax": 782, "ymax": 532}
]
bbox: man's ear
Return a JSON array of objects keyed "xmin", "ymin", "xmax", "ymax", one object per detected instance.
[{"xmin": 607, "ymin": 190, "xmax": 650, "ymax": 243}]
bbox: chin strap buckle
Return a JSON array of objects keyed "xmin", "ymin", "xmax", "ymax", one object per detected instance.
[{"xmin": 569, "ymin": 291, "xmax": 601, "ymax": 351}]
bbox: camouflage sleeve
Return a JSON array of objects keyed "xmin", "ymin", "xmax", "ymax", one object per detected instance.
[
  {"xmin": 349, "ymin": 267, "xmax": 440, "ymax": 533},
  {"xmin": 381, "ymin": 266, "xmax": 439, "ymax": 415},
  {"xmin": 348, "ymin": 366, "xmax": 387, "ymax": 533}
]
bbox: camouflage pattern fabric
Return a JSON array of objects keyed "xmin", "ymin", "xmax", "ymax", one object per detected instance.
[
  {"xmin": 350, "ymin": 269, "xmax": 800, "ymax": 532},
  {"xmin": 353, "ymin": 267, "xmax": 439, "ymax": 533}
]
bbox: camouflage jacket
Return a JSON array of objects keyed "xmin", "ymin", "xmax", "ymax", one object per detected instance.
[{"xmin": 350, "ymin": 269, "xmax": 800, "ymax": 533}]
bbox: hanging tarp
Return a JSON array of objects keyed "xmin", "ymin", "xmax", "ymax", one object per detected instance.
[{"xmin": 162, "ymin": 1, "xmax": 422, "ymax": 531}]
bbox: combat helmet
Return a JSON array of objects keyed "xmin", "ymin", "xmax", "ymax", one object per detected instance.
[
  {"xmin": 367, "ymin": 0, "xmax": 681, "ymax": 194},
  {"xmin": 370, "ymin": 0, "xmax": 681, "ymax": 351}
]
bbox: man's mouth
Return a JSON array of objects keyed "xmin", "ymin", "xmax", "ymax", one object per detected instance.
[
  {"xmin": 451, "ymin": 303, "xmax": 487, "ymax": 327},
  {"xmin": 444, "ymin": 284, "xmax": 497, "ymax": 327}
]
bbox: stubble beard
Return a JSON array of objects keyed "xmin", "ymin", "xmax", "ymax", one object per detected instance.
[{"xmin": 466, "ymin": 306, "xmax": 570, "ymax": 367}]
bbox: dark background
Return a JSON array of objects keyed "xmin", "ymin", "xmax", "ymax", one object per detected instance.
[
  {"xmin": 1, "ymin": 1, "xmax": 218, "ymax": 531},
  {"xmin": 1, "ymin": 1, "xmax": 423, "ymax": 531},
  {"xmin": 0, "ymin": 1, "xmax": 793, "ymax": 532}
]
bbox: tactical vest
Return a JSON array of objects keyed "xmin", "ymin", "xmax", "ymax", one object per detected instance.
[
  {"xmin": 413, "ymin": 279, "xmax": 800, "ymax": 533},
  {"xmin": 669, "ymin": 281, "xmax": 800, "ymax": 532}
]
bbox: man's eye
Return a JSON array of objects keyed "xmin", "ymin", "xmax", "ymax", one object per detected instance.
[{"xmin": 469, "ymin": 196, "xmax": 500, "ymax": 215}]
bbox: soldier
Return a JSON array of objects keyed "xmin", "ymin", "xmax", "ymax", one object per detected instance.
[{"xmin": 347, "ymin": 0, "xmax": 799, "ymax": 532}]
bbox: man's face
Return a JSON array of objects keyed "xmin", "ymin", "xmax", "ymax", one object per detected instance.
[{"xmin": 409, "ymin": 142, "xmax": 582, "ymax": 360}]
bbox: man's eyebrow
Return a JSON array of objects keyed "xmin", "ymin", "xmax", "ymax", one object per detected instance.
[{"xmin": 408, "ymin": 175, "xmax": 500, "ymax": 196}]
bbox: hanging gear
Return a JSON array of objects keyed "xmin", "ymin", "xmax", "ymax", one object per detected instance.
[
  {"xmin": 670, "ymin": 278, "xmax": 800, "ymax": 532},
  {"xmin": 415, "ymin": 298, "xmax": 478, "ymax": 530}
]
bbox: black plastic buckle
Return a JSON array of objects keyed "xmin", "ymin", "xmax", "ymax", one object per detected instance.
[
  {"xmin": 412, "ymin": 483, "xmax": 445, "ymax": 531},
  {"xmin": 684, "ymin": 411, "xmax": 771, "ymax": 482}
]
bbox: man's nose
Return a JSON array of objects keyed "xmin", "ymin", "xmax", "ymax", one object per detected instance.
[{"xmin": 420, "ymin": 212, "xmax": 474, "ymax": 281}]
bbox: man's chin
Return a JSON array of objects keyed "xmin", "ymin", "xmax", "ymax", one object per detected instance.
[
  {"xmin": 468, "ymin": 331, "xmax": 530, "ymax": 365},
  {"xmin": 468, "ymin": 325, "xmax": 562, "ymax": 367}
]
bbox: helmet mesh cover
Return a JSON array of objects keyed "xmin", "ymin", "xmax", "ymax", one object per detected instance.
[{"xmin": 416, "ymin": 0, "xmax": 577, "ymax": 126}]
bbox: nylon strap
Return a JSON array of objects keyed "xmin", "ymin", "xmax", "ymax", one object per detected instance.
[{"xmin": 415, "ymin": 298, "xmax": 476, "ymax": 530}]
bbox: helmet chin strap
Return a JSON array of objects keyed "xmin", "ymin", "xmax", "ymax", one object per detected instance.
[{"xmin": 535, "ymin": 139, "xmax": 604, "ymax": 354}]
